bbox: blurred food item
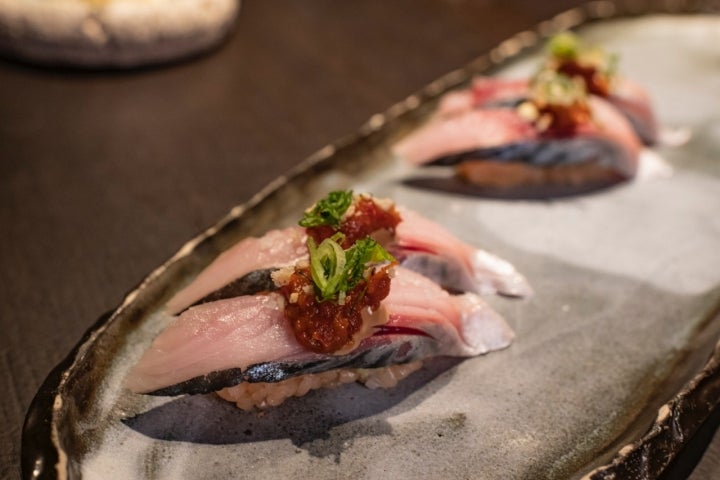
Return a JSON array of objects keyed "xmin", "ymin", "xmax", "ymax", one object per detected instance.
[
  {"xmin": 393, "ymin": 32, "xmax": 666, "ymax": 198},
  {"xmin": 0, "ymin": 0, "xmax": 240, "ymax": 68}
]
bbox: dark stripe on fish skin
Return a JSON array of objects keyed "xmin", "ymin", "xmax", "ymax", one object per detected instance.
[
  {"xmin": 482, "ymin": 98, "xmax": 526, "ymax": 109},
  {"xmin": 147, "ymin": 368, "xmax": 246, "ymax": 396},
  {"xmin": 186, "ymin": 268, "xmax": 279, "ymax": 310},
  {"xmin": 143, "ymin": 335, "xmax": 439, "ymax": 396},
  {"xmin": 426, "ymin": 137, "xmax": 631, "ymax": 173}
]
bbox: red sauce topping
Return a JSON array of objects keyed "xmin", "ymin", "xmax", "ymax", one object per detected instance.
[
  {"xmin": 306, "ymin": 197, "xmax": 401, "ymax": 248},
  {"xmin": 536, "ymin": 101, "xmax": 592, "ymax": 138},
  {"xmin": 280, "ymin": 195, "xmax": 400, "ymax": 354},
  {"xmin": 556, "ymin": 61, "xmax": 611, "ymax": 97},
  {"xmin": 281, "ymin": 266, "xmax": 392, "ymax": 354}
]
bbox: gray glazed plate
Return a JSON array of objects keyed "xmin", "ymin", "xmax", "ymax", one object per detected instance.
[{"xmin": 22, "ymin": 2, "xmax": 720, "ymax": 479}]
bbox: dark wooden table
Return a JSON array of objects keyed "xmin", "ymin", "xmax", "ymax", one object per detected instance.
[{"xmin": 2, "ymin": 1, "xmax": 718, "ymax": 478}]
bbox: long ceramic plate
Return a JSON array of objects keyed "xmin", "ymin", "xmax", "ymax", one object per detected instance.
[{"xmin": 22, "ymin": 2, "xmax": 720, "ymax": 479}]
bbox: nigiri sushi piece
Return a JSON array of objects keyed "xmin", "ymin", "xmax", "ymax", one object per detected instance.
[
  {"xmin": 409, "ymin": 32, "xmax": 662, "ymax": 195},
  {"xmin": 396, "ymin": 70, "xmax": 642, "ymax": 189},
  {"xmin": 166, "ymin": 193, "xmax": 531, "ymax": 314},
  {"xmin": 129, "ymin": 192, "xmax": 522, "ymax": 410},
  {"xmin": 126, "ymin": 268, "xmax": 514, "ymax": 410}
]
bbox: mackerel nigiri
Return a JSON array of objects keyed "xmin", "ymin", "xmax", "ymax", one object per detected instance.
[
  {"xmin": 394, "ymin": 33, "xmax": 664, "ymax": 195},
  {"xmin": 127, "ymin": 191, "xmax": 524, "ymax": 410},
  {"xmin": 395, "ymin": 70, "xmax": 642, "ymax": 190}
]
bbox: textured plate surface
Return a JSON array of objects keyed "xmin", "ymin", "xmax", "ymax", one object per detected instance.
[{"xmin": 22, "ymin": 7, "xmax": 720, "ymax": 480}]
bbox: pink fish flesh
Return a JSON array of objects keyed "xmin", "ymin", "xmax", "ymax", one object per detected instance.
[
  {"xmin": 125, "ymin": 268, "xmax": 514, "ymax": 396},
  {"xmin": 437, "ymin": 77, "xmax": 528, "ymax": 116},
  {"xmin": 609, "ymin": 77, "xmax": 658, "ymax": 145}
]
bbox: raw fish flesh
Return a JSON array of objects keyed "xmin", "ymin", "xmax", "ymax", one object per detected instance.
[
  {"xmin": 608, "ymin": 77, "xmax": 658, "ymax": 145},
  {"xmin": 166, "ymin": 227, "xmax": 306, "ymax": 313}
]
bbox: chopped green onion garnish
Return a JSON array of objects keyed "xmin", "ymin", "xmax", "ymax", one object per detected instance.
[
  {"xmin": 548, "ymin": 32, "xmax": 580, "ymax": 59},
  {"xmin": 307, "ymin": 234, "xmax": 347, "ymax": 301},
  {"xmin": 307, "ymin": 234, "xmax": 395, "ymax": 302},
  {"xmin": 299, "ymin": 190, "xmax": 354, "ymax": 228},
  {"xmin": 530, "ymin": 69, "xmax": 587, "ymax": 106},
  {"xmin": 546, "ymin": 31, "xmax": 618, "ymax": 77}
]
